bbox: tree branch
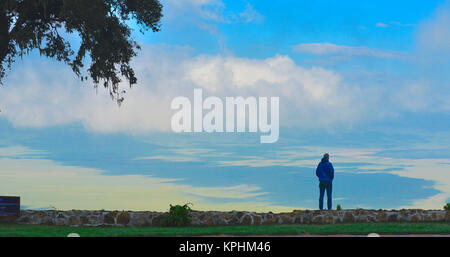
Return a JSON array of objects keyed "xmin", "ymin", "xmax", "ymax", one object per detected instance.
[{"xmin": 0, "ymin": 11, "xmax": 10, "ymax": 64}]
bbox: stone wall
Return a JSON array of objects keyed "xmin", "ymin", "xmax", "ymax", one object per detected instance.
[{"xmin": 10, "ymin": 209, "xmax": 450, "ymax": 227}]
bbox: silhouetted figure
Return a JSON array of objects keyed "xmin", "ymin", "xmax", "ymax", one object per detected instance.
[{"xmin": 316, "ymin": 153, "xmax": 334, "ymax": 210}]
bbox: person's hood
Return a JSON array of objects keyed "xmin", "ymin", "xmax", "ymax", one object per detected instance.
[{"xmin": 321, "ymin": 157, "xmax": 329, "ymax": 163}]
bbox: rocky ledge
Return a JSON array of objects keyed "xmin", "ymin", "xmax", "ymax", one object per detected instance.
[{"xmin": 10, "ymin": 209, "xmax": 450, "ymax": 227}]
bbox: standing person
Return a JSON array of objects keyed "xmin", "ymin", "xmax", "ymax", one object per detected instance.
[{"xmin": 316, "ymin": 153, "xmax": 334, "ymax": 210}]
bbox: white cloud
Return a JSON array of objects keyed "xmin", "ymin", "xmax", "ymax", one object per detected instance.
[
  {"xmin": 0, "ymin": 146, "xmax": 46, "ymax": 158},
  {"xmin": 163, "ymin": 0, "xmax": 262, "ymax": 24},
  {"xmin": 239, "ymin": 3, "xmax": 264, "ymax": 23},
  {"xmin": 183, "ymin": 54, "xmax": 392, "ymax": 128},
  {"xmin": 391, "ymin": 83, "xmax": 432, "ymax": 111},
  {"xmin": 164, "ymin": 0, "xmax": 227, "ymax": 22},
  {"xmin": 134, "ymin": 155, "xmax": 200, "ymax": 162},
  {"xmin": 5, "ymin": 35, "xmax": 448, "ymax": 133},
  {"xmin": 417, "ymin": 1, "xmax": 450, "ymax": 55},
  {"xmin": 376, "ymin": 21, "xmax": 412, "ymax": 28},
  {"xmin": 376, "ymin": 22, "xmax": 389, "ymax": 28},
  {"xmin": 392, "ymin": 158, "xmax": 450, "ymax": 209},
  {"xmin": 214, "ymin": 145, "xmax": 450, "ymax": 209},
  {"xmin": 292, "ymin": 43, "xmax": 406, "ymax": 59},
  {"xmin": 389, "ymin": 21, "xmax": 413, "ymax": 27},
  {"xmin": 1, "ymin": 44, "xmax": 391, "ymax": 132},
  {"xmin": 412, "ymin": 1, "xmax": 450, "ymax": 108},
  {"xmin": 0, "ymin": 146, "xmax": 296, "ymax": 211}
]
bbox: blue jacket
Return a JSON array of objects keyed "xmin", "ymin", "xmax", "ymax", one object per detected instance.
[{"xmin": 316, "ymin": 158, "xmax": 334, "ymax": 181}]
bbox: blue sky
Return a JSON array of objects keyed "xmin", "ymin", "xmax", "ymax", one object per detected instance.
[{"xmin": 0, "ymin": 0, "xmax": 450, "ymax": 211}]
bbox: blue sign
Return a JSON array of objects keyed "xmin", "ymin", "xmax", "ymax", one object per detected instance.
[{"xmin": 0, "ymin": 196, "xmax": 20, "ymax": 217}]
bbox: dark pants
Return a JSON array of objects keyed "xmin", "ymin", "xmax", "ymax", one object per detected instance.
[{"xmin": 319, "ymin": 181, "xmax": 332, "ymax": 210}]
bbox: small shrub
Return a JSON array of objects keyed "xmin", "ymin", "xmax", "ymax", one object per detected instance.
[
  {"xmin": 444, "ymin": 203, "xmax": 450, "ymax": 211},
  {"xmin": 165, "ymin": 203, "xmax": 193, "ymax": 227},
  {"xmin": 336, "ymin": 204, "xmax": 342, "ymax": 211}
]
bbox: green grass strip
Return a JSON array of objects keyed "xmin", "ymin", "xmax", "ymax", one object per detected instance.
[{"xmin": 0, "ymin": 222, "xmax": 449, "ymax": 237}]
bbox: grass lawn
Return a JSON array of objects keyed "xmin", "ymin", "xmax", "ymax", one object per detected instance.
[{"xmin": 0, "ymin": 222, "xmax": 449, "ymax": 237}]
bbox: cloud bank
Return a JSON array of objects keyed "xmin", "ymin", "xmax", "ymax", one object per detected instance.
[
  {"xmin": 3, "ymin": 0, "xmax": 450, "ymax": 135},
  {"xmin": 0, "ymin": 146, "xmax": 294, "ymax": 211},
  {"xmin": 1, "ymin": 44, "xmax": 393, "ymax": 133},
  {"xmin": 292, "ymin": 43, "xmax": 406, "ymax": 59}
]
